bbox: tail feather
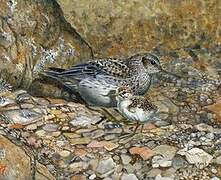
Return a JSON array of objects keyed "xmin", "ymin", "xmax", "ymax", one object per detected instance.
[{"xmin": 48, "ymin": 67, "xmax": 65, "ymax": 73}]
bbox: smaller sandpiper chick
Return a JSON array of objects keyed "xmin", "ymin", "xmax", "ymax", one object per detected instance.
[{"xmin": 115, "ymin": 86, "xmax": 158, "ymax": 133}]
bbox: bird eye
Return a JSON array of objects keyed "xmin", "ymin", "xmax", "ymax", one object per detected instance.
[{"xmin": 150, "ymin": 60, "xmax": 156, "ymax": 65}]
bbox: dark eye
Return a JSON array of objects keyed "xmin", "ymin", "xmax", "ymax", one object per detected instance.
[{"xmin": 150, "ymin": 60, "xmax": 156, "ymax": 65}]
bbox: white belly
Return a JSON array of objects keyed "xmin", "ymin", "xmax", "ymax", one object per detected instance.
[{"xmin": 117, "ymin": 100, "xmax": 154, "ymax": 123}]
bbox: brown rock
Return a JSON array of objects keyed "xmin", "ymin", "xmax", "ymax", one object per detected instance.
[
  {"xmin": 87, "ymin": 140, "xmax": 119, "ymax": 151},
  {"xmin": 0, "ymin": 135, "xmax": 55, "ymax": 180},
  {"xmin": 71, "ymin": 175, "xmax": 86, "ymax": 180},
  {"xmin": 57, "ymin": 0, "xmax": 220, "ymax": 57},
  {"xmin": 0, "ymin": 0, "xmax": 92, "ymax": 95},
  {"xmin": 129, "ymin": 147, "xmax": 155, "ymax": 160},
  {"xmin": 206, "ymin": 97, "xmax": 221, "ymax": 122},
  {"xmin": 74, "ymin": 148, "xmax": 87, "ymax": 158}
]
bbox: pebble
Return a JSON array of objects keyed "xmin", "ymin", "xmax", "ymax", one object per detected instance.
[
  {"xmin": 70, "ymin": 115, "xmax": 101, "ymax": 127},
  {"xmin": 194, "ymin": 123, "xmax": 214, "ymax": 132},
  {"xmin": 4, "ymin": 109, "xmax": 42, "ymax": 125},
  {"xmin": 172, "ymin": 155, "xmax": 188, "ymax": 169},
  {"xmin": 154, "ymin": 120, "xmax": 170, "ymax": 127},
  {"xmin": 96, "ymin": 158, "xmax": 116, "ymax": 175},
  {"xmin": 89, "ymin": 174, "xmax": 96, "ymax": 180},
  {"xmin": 123, "ymin": 164, "xmax": 135, "ymax": 174},
  {"xmin": 215, "ymin": 156, "xmax": 221, "ymax": 165},
  {"xmin": 146, "ymin": 168, "xmax": 162, "ymax": 178},
  {"xmin": 104, "ymin": 134, "xmax": 117, "ymax": 140},
  {"xmin": 43, "ymin": 123, "xmax": 59, "ymax": 132},
  {"xmin": 120, "ymin": 154, "xmax": 132, "ymax": 165},
  {"xmin": 121, "ymin": 173, "xmax": 138, "ymax": 180},
  {"xmin": 178, "ymin": 147, "xmax": 213, "ymax": 169},
  {"xmin": 83, "ymin": 129, "xmax": 105, "ymax": 139},
  {"xmin": 69, "ymin": 162, "xmax": 86, "ymax": 172},
  {"xmin": 63, "ymin": 132, "xmax": 81, "ymax": 139},
  {"xmin": 155, "ymin": 174, "xmax": 174, "ymax": 180},
  {"xmin": 59, "ymin": 150, "xmax": 71, "ymax": 158},
  {"xmin": 35, "ymin": 130, "xmax": 46, "ymax": 137},
  {"xmin": 52, "ymin": 131, "xmax": 61, "ymax": 137},
  {"xmin": 105, "ymin": 128, "xmax": 122, "ymax": 134},
  {"xmin": 211, "ymin": 177, "xmax": 220, "ymax": 180},
  {"xmin": 153, "ymin": 145, "xmax": 177, "ymax": 160},
  {"xmin": 152, "ymin": 155, "xmax": 172, "ymax": 168},
  {"xmin": 70, "ymin": 137, "xmax": 91, "ymax": 145},
  {"xmin": 25, "ymin": 123, "xmax": 37, "ymax": 130},
  {"xmin": 129, "ymin": 147, "xmax": 155, "ymax": 160}
]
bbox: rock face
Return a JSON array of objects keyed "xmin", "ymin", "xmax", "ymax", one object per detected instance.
[
  {"xmin": 57, "ymin": 0, "xmax": 221, "ymax": 57},
  {"xmin": 0, "ymin": 0, "xmax": 92, "ymax": 94}
]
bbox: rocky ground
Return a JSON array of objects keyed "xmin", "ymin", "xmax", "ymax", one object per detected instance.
[{"xmin": 0, "ymin": 56, "xmax": 221, "ymax": 180}]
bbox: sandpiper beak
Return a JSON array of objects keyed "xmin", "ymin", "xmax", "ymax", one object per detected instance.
[{"xmin": 160, "ymin": 68, "xmax": 182, "ymax": 79}]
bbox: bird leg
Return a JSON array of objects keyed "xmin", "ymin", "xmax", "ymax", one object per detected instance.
[
  {"xmin": 133, "ymin": 122, "xmax": 140, "ymax": 134},
  {"xmin": 140, "ymin": 124, "xmax": 144, "ymax": 133}
]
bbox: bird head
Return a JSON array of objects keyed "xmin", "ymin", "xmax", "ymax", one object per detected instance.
[
  {"xmin": 130, "ymin": 53, "xmax": 182, "ymax": 78},
  {"xmin": 129, "ymin": 53, "xmax": 162, "ymax": 74}
]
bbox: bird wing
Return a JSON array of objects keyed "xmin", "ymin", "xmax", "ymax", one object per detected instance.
[
  {"xmin": 128, "ymin": 97, "xmax": 157, "ymax": 112},
  {"xmin": 49, "ymin": 58, "xmax": 130, "ymax": 80}
]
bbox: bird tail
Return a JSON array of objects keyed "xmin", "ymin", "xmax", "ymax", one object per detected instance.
[
  {"xmin": 41, "ymin": 67, "xmax": 79, "ymax": 93},
  {"xmin": 41, "ymin": 67, "xmax": 65, "ymax": 79}
]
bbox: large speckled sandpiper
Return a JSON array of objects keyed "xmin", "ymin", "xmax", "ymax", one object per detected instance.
[{"xmin": 44, "ymin": 53, "xmax": 173, "ymax": 107}]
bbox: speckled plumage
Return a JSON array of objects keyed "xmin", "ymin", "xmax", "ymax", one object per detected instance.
[{"xmin": 44, "ymin": 53, "xmax": 162, "ymax": 107}]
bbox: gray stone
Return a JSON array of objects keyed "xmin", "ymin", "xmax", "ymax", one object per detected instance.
[
  {"xmin": 96, "ymin": 158, "xmax": 116, "ymax": 175},
  {"xmin": 42, "ymin": 124, "xmax": 59, "ymax": 132},
  {"xmin": 152, "ymin": 145, "xmax": 177, "ymax": 168},
  {"xmin": 70, "ymin": 115, "xmax": 102, "ymax": 127},
  {"xmin": 104, "ymin": 134, "xmax": 117, "ymax": 140},
  {"xmin": 121, "ymin": 154, "xmax": 132, "ymax": 165},
  {"xmin": 3, "ymin": 109, "xmax": 42, "ymax": 125},
  {"xmin": 146, "ymin": 168, "xmax": 162, "ymax": 178},
  {"xmin": 172, "ymin": 155, "xmax": 188, "ymax": 170},
  {"xmin": 83, "ymin": 129, "xmax": 105, "ymax": 139},
  {"xmin": 25, "ymin": 123, "xmax": 37, "ymax": 130},
  {"xmin": 194, "ymin": 123, "xmax": 213, "ymax": 132},
  {"xmin": 155, "ymin": 174, "xmax": 174, "ymax": 180},
  {"xmin": 121, "ymin": 173, "xmax": 138, "ymax": 180},
  {"xmin": 152, "ymin": 155, "xmax": 172, "ymax": 168},
  {"xmin": 177, "ymin": 147, "xmax": 213, "ymax": 169},
  {"xmin": 123, "ymin": 164, "xmax": 135, "ymax": 174},
  {"xmin": 215, "ymin": 156, "xmax": 221, "ymax": 165}
]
